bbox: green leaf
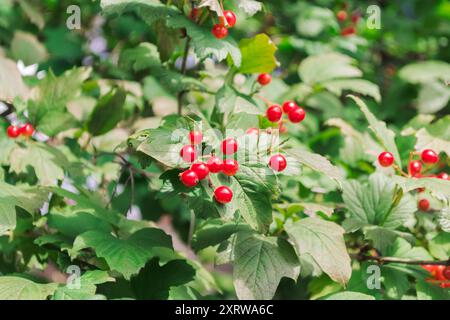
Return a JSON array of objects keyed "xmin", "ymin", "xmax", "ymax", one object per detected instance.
[
  {"xmin": 120, "ymin": 42, "xmax": 161, "ymax": 72},
  {"xmin": 11, "ymin": 31, "xmax": 48, "ymax": 65},
  {"xmin": 48, "ymin": 211, "xmax": 113, "ymax": 239},
  {"xmin": 416, "ymin": 81, "xmax": 450, "ymax": 114},
  {"xmin": 0, "ymin": 277, "xmax": 58, "ymax": 300},
  {"xmin": 414, "ymin": 115, "xmax": 450, "ymax": 157},
  {"xmin": 438, "ymin": 207, "xmax": 450, "ymax": 232},
  {"xmin": 399, "ymin": 61, "xmax": 450, "ymax": 84},
  {"xmin": 298, "ymin": 53, "xmax": 362, "ymax": 85},
  {"xmin": 348, "ymin": 95, "xmax": 402, "ymax": 167},
  {"xmin": 382, "ymin": 267, "xmax": 410, "ymax": 299},
  {"xmin": 428, "ymin": 232, "xmax": 450, "ymax": 260},
  {"xmin": 236, "ymin": 0, "xmax": 262, "ymax": 15},
  {"xmin": 295, "ymin": 4, "xmax": 338, "ymax": 38},
  {"xmin": 101, "ymin": 0, "xmax": 241, "ymax": 66},
  {"xmin": 0, "ymin": 57, "xmax": 28, "ymax": 102},
  {"xmin": 131, "ymin": 259, "xmax": 195, "ymax": 299},
  {"xmin": 286, "ymin": 148, "xmax": 344, "ymax": 187},
  {"xmin": 28, "ymin": 67, "xmax": 91, "ymax": 136},
  {"xmin": 343, "ymin": 173, "xmax": 416, "ymax": 229},
  {"xmin": 324, "ymin": 291, "xmax": 375, "ymax": 300},
  {"xmin": 391, "ymin": 176, "xmax": 450, "ymax": 202},
  {"xmin": 71, "ymin": 228, "xmax": 173, "ymax": 279},
  {"xmin": 18, "ymin": 0, "xmax": 45, "ymax": 29},
  {"xmin": 223, "ymin": 231, "xmax": 300, "ymax": 300},
  {"xmin": 322, "ymin": 79, "xmax": 381, "ymax": 102},
  {"xmin": 238, "ymin": 34, "xmax": 278, "ymax": 74},
  {"xmin": 416, "ymin": 280, "xmax": 450, "ymax": 300},
  {"xmin": 52, "ymin": 270, "xmax": 113, "ymax": 300},
  {"xmin": 9, "ymin": 142, "xmax": 70, "ymax": 186},
  {"xmin": 285, "ymin": 217, "xmax": 352, "ymax": 286},
  {"xmin": 0, "ymin": 181, "xmax": 47, "ymax": 235},
  {"xmin": 87, "ymin": 88, "xmax": 127, "ymax": 136}
]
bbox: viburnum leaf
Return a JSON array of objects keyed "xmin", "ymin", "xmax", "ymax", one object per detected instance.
[
  {"xmin": 285, "ymin": 217, "xmax": 352, "ymax": 286},
  {"xmin": 52, "ymin": 270, "xmax": 113, "ymax": 300},
  {"xmin": 0, "ymin": 181, "xmax": 47, "ymax": 236},
  {"xmin": 131, "ymin": 258, "xmax": 196, "ymax": 299},
  {"xmin": 198, "ymin": 0, "xmax": 224, "ymax": 18},
  {"xmin": 120, "ymin": 42, "xmax": 161, "ymax": 72},
  {"xmin": 238, "ymin": 34, "xmax": 278, "ymax": 74},
  {"xmin": 438, "ymin": 207, "xmax": 450, "ymax": 232},
  {"xmin": 414, "ymin": 115, "xmax": 450, "ymax": 157},
  {"xmin": 398, "ymin": 60, "xmax": 450, "ymax": 84},
  {"xmin": 87, "ymin": 88, "xmax": 127, "ymax": 136},
  {"xmin": 391, "ymin": 176, "xmax": 450, "ymax": 202},
  {"xmin": 71, "ymin": 228, "xmax": 173, "ymax": 279},
  {"xmin": 348, "ymin": 95, "xmax": 402, "ymax": 168},
  {"xmin": 220, "ymin": 230, "xmax": 300, "ymax": 300},
  {"xmin": 11, "ymin": 31, "xmax": 48, "ymax": 65},
  {"xmin": 298, "ymin": 53, "xmax": 362, "ymax": 85},
  {"xmin": 236, "ymin": 0, "xmax": 263, "ymax": 15},
  {"xmin": 343, "ymin": 173, "xmax": 417, "ymax": 229},
  {"xmin": 323, "ymin": 291, "xmax": 375, "ymax": 300},
  {"xmin": 416, "ymin": 280, "xmax": 450, "ymax": 300},
  {"xmin": 322, "ymin": 79, "xmax": 381, "ymax": 102},
  {"xmin": 416, "ymin": 81, "xmax": 450, "ymax": 114},
  {"xmin": 101, "ymin": 0, "xmax": 241, "ymax": 66},
  {"xmin": 0, "ymin": 277, "xmax": 58, "ymax": 300},
  {"xmin": 428, "ymin": 232, "xmax": 450, "ymax": 260},
  {"xmin": 0, "ymin": 57, "xmax": 28, "ymax": 102},
  {"xmin": 286, "ymin": 148, "xmax": 344, "ymax": 187},
  {"xmin": 27, "ymin": 67, "xmax": 91, "ymax": 136},
  {"xmin": 9, "ymin": 142, "xmax": 70, "ymax": 186}
]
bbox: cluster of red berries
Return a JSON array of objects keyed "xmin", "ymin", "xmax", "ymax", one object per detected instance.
[
  {"xmin": 6, "ymin": 123, "xmax": 35, "ymax": 139},
  {"xmin": 211, "ymin": 10, "xmax": 236, "ymax": 39},
  {"xmin": 266, "ymin": 101, "xmax": 306, "ymax": 129},
  {"xmin": 178, "ymin": 131, "xmax": 288, "ymax": 204},
  {"xmin": 421, "ymin": 265, "xmax": 450, "ymax": 289},
  {"xmin": 378, "ymin": 148, "xmax": 448, "ymax": 211},
  {"xmin": 336, "ymin": 9, "xmax": 360, "ymax": 36}
]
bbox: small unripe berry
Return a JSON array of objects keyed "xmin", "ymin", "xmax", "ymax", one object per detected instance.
[
  {"xmin": 189, "ymin": 131, "xmax": 203, "ymax": 145},
  {"xmin": 282, "ymin": 101, "xmax": 298, "ymax": 114},
  {"xmin": 207, "ymin": 156, "xmax": 223, "ymax": 173},
  {"xmin": 408, "ymin": 160, "xmax": 422, "ymax": 177},
  {"xmin": 269, "ymin": 154, "xmax": 287, "ymax": 172},
  {"xmin": 257, "ymin": 73, "xmax": 272, "ymax": 86},
  {"xmin": 190, "ymin": 162, "xmax": 209, "ymax": 180},
  {"xmin": 266, "ymin": 105, "xmax": 283, "ymax": 123},
  {"xmin": 418, "ymin": 199, "xmax": 430, "ymax": 212},
  {"xmin": 222, "ymin": 138, "xmax": 238, "ymax": 155},
  {"xmin": 223, "ymin": 10, "xmax": 236, "ymax": 28},
  {"xmin": 222, "ymin": 159, "xmax": 239, "ymax": 176},
  {"xmin": 378, "ymin": 152, "xmax": 394, "ymax": 167},
  {"xmin": 180, "ymin": 145, "xmax": 197, "ymax": 163},
  {"xmin": 288, "ymin": 107, "xmax": 306, "ymax": 123},
  {"xmin": 214, "ymin": 186, "xmax": 233, "ymax": 204},
  {"xmin": 7, "ymin": 125, "xmax": 20, "ymax": 138},
  {"xmin": 212, "ymin": 24, "xmax": 228, "ymax": 39},
  {"xmin": 180, "ymin": 170, "xmax": 199, "ymax": 187},
  {"xmin": 421, "ymin": 149, "xmax": 439, "ymax": 164}
]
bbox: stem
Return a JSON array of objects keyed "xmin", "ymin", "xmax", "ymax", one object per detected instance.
[
  {"xmin": 177, "ymin": 2, "xmax": 193, "ymax": 115},
  {"xmin": 360, "ymin": 255, "xmax": 450, "ymax": 266},
  {"xmin": 187, "ymin": 210, "xmax": 195, "ymax": 247}
]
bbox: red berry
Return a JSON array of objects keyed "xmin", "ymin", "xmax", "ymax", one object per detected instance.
[
  {"xmin": 443, "ymin": 266, "xmax": 450, "ymax": 280},
  {"xmin": 246, "ymin": 128, "xmax": 259, "ymax": 135},
  {"xmin": 337, "ymin": 10, "xmax": 348, "ymax": 22},
  {"xmin": 378, "ymin": 152, "xmax": 394, "ymax": 167},
  {"xmin": 421, "ymin": 265, "xmax": 436, "ymax": 274},
  {"xmin": 190, "ymin": 162, "xmax": 209, "ymax": 180},
  {"xmin": 418, "ymin": 199, "xmax": 430, "ymax": 212},
  {"xmin": 180, "ymin": 145, "xmax": 197, "ymax": 163},
  {"xmin": 19, "ymin": 123, "xmax": 34, "ymax": 137},
  {"xmin": 421, "ymin": 149, "xmax": 439, "ymax": 164},
  {"xmin": 214, "ymin": 186, "xmax": 233, "ymax": 204},
  {"xmin": 269, "ymin": 154, "xmax": 287, "ymax": 172},
  {"xmin": 288, "ymin": 107, "xmax": 306, "ymax": 123},
  {"xmin": 189, "ymin": 131, "xmax": 202, "ymax": 145},
  {"xmin": 223, "ymin": 10, "xmax": 236, "ymax": 28},
  {"xmin": 212, "ymin": 24, "xmax": 228, "ymax": 39},
  {"xmin": 222, "ymin": 159, "xmax": 239, "ymax": 176},
  {"xmin": 266, "ymin": 105, "xmax": 283, "ymax": 123},
  {"xmin": 207, "ymin": 156, "xmax": 223, "ymax": 173},
  {"xmin": 6, "ymin": 125, "xmax": 20, "ymax": 138},
  {"xmin": 341, "ymin": 26, "xmax": 356, "ymax": 36},
  {"xmin": 222, "ymin": 138, "xmax": 238, "ymax": 155},
  {"xmin": 282, "ymin": 101, "xmax": 298, "ymax": 114},
  {"xmin": 408, "ymin": 160, "xmax": 422, "ymax": 177},
  {"xmin": 180, "ymin": 170, "xmax": 199, "ymax": 187},
  {"xmin": 257, "ymin": 73, "xmax": 272, "ymax": 86},
  {"xmin": 351, "ymin": 13, "xmax": 360, "ymax": 23},
  {"xmin": 434, "ymin": 265, "xmax": 446, "ymax": 281},
  {"xmin": 437, "ymin": 172, "xmax": 450, "ymax": 180}
]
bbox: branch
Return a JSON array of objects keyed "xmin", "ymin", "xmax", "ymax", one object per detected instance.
[{"xmin": 358, "ymin": 255, "xmax": 450, "ymax": 266}]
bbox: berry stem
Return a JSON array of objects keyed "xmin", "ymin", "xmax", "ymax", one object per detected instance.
[
  {"xmin": 392, "ymin": 164, "xmax": 409, "ymax": 177},
  {"xmin": 357, "ymin": 255, "xmax": 450, "ymax": 266}
]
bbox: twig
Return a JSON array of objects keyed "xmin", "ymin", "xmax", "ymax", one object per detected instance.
[{"xmin": 358, "ymin": 255, "xmax": 450, "ymax": 266}]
